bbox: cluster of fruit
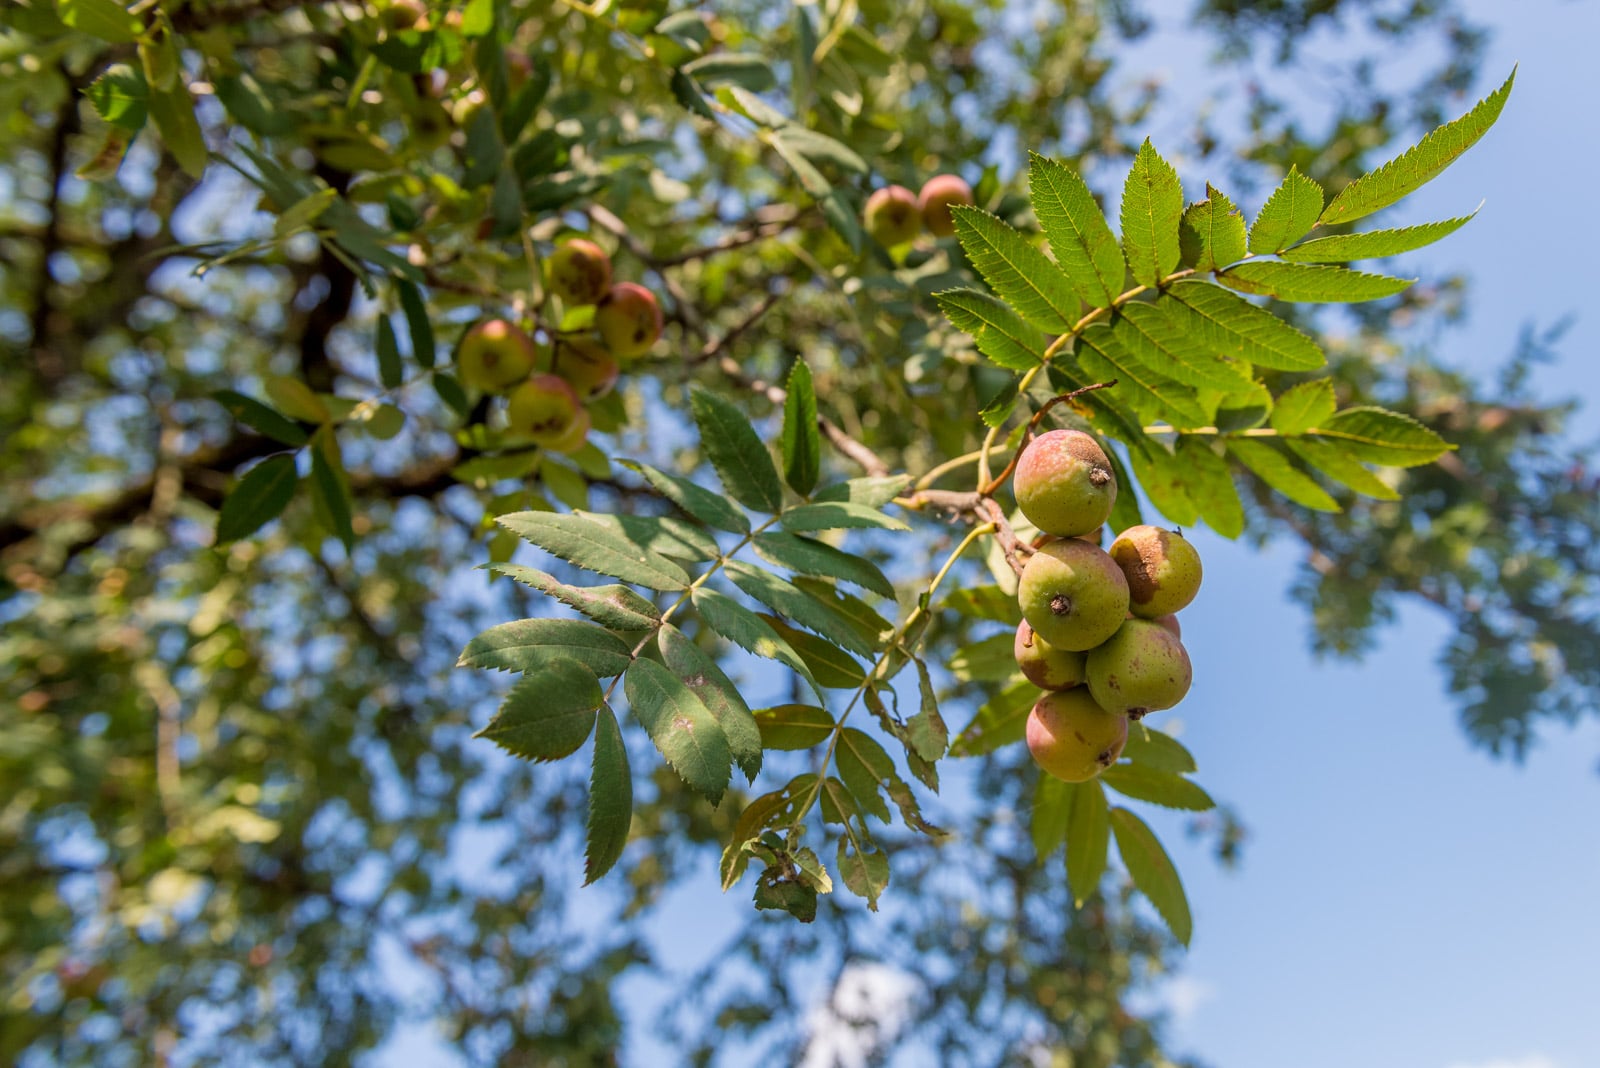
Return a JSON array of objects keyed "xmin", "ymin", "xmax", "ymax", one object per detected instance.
[
  {"xmin": 454, "ymin": 238, "xmax": 662, "ymax": 453},
  {"xmin": 862, "ymin": 174, "xmax": 976, "ymax": 247},
  {"xmin": 1008, "ymin": 430, "xmax": 1202, "ymax": 783}
]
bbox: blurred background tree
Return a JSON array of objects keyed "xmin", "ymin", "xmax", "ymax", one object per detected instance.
[{"xmin": 1, "ymin": 0, "xmax": 1594, "ymax": 1065}]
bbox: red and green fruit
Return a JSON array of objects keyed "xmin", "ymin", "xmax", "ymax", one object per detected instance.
[
  {"xmin": 918, "ymin": 174, "xmax": 974, "ymax": 237},
  {"xmin": 595, "ymin": 282, "xmax": 663, "ymax": 358},
  {"xmin": 457, "ymin": 318, "xmax": 541, "ymax": 392},
  {"xmin": 1085, "ymin": 618, "xmax": 1193, "ymax": 719},
  {"xmin": 1026, "ymin": 688, "xmax": 1129, "ymax": 782},
  {"xmin": 1017, "ymin": 538, "xmax": 1129, "ymax": 651},
  {"xmin": 863, "ymin": 185, "xmax": 922, "ymax": 247},
  {"xmin": 1014, "ymin": 620, "xmax": 1087, "ymax": 691},
  {"xmin": 1110, "ymin": 525, "xmax": 1203, "ymax": 618},
  {"xmin": 1013, "ymin": 429, "xmax": 1118, "ymax": 538},
  {"xmin": 549, "ymin": 338, "xmax": 620, "ymax": 400},
  {"xmin": 507, "ymin": 373, "xmax": 583, "ymax": 446},
  {"xmin": 546, "ymin": 239, "xmax": 613, "ymax": 306}
]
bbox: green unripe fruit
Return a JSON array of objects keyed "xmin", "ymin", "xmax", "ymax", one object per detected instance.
[
  {"xmin": 863, "ymin": 185, "xmax": 922, "ymax": 247},
  {"xmin": 595, "ymin": 282, "xmax": 663, "ymax": 358},
  {"xmin": 1026, "ymin": 688, "xmax": 1128, "ymax": 783},
  {"xmin": 1017, "ymin": 539, "xmax": 1129, "ymax": 652},
  {"xmin": 1086, "ymin": 618, "xmax": 1193, "ymax": 719},
  {"xmin": 1013, "ymin": 429, "xmax": 1117, "ymax": 538},
  {"xmin": 549, "ymin": 338, "xmax": 620, "ymax": 400},
  {"xmin": 1109, "ymin": 525, "xmax": 1203, "ymax": 618},
  {"xmin": 1014, "ymin": 621, "xmax": 1087, "ymax": 691},
  {"xmin": 506, "ymin": 373, "xmax": 582, "ymax": 446},
  {"xmin": 546, "ymin": 239, "xmax": 612, "ymax": 306},
  {"xmin": 917, "ymin": 174, "xmax": 974, "ymax": 237},
  {"xmin": 457, "ymin": 318, "xmax": 540, "ymax": 392}
]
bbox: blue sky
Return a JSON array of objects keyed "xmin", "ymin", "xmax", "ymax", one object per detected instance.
[{"xmin": 376, "ymin": 2, "xmax": 1600, "ymax": 1065}]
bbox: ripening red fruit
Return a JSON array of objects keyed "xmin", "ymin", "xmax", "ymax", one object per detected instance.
[
  {"xmin": 1109, "ymin": 525, "xmax": 1203, "ymax": 618},
  {"xmin": 595, "ymin": 282, "xmax": 662, "ymax": 359},
  {"xmin": 1085, "ymin": 618, "xmax": 1193, "ymax": 720},
  {"xmin": 506, "ymin": 373, "xmax": 582, "ymax": 446},
  {"xmin": 549, "ymin": 338, "xmax": 620, "ymax": 400},
  {"xmin": 1013, "ymin": 620, "xmax": 1087, "ymax": 691},
  {"xmin": 863, "ymin": 185, "xmax": 922, "ymax": 246},
  {"xmin": 546, "ymin": 239, "xmax": 613, "ymax": 306},
  {"xmin": 1026, "ymin": 688, "xmax": 1128, "ymax": 782},
  {"xmin": 1013, "ymin": 429, "xmax": 1118, "ymax": 538},
  {"xmin": 1017, "ymin": 538, "xmax": 1130, "ymax": 652},
  {"xmin": 456, "ymin": 319, "xmax": 541, "ymax": 392},
  {"xmin": 917, "ymin": 174, "xmax": 974, "ymax": 237}
]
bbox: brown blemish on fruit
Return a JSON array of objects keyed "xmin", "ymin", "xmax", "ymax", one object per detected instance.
[
  {"xmin": 1049, "ymin": 593, "xmax": 1073, "ymax": 616},
  {"xmin": 1096, "ymin": 747, "xmax": 1117, "ymax": 766},
  {"xmin": 1127, "ymin": 708, "xmax": 1148, "ymax": 721},
  {"xmin": 1112, "ymin": 536, "xmax": 1162, "ymax": 607}
]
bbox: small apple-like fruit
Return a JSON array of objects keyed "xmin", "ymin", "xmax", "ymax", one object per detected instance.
[
  {"xmin": 1154, "ymin": 613, "xmax": 1181, "ymax": 638},
  {"xmin": 381, "ymin": 0, "xmax": 426, "ymax": 32},
  {"xmin": 1026, "ymin": 688, "xmax": 1128, "ymax": 782},
  {"xmin": 1017, "ymin": 538, "xmax": 1129, "ymax": 652},
  {"xmin": 546, "ymin": 405, "xmax": 591, "ymax": 454},
  {"xmin": 1086, "ymin": 618, "xmax": 1193, "ymax": 719},
  {"xmin": 917, "ymin": 174, "xmax": 974, "ymax": 237},
  {"xmin": 1014, "ymin": 620, "xmax": 1087, "ymax": 691},
  {"xmin": 1013, "ymin": 428, "xmax": 1117, "ymax": 537},
  {"xmin": 457, "ymin": 318, "xmax": 540, "ymax": 392},
  {"xmin": 546, "ymin": 239, "xmax": 612, "ymax": 306},
  {"xmin": 863, "ymin": 185, "xmax": 922, "ymax": 247},
  {"xmin": 506, "ymin": 373, "xmax": 582, "ymax": 446},
  {"xmin": 1109, "ymin": 525, "xmax": 1203, "ymax": 618},
  {"xmin": 550, "ymin": 338, "xmax": 620, "ymax": 400},
  {"xmin": 595, "ymin": 282, "xmax": 662, "ymax": 358}
]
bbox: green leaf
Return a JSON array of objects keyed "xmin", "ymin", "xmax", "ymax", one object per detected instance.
[
  {"xmin": 682, "ymin": 52, "xmax": 777, "ymax": 91},
  {"xmin": 795, "ymin": 578, "xmax": 891, "ymax": 649},
  {"xmin": 216, "ymin": 455, "xmax": 298, "ymax": 542},
  {"xmin": 624, "ymin": 657, "xmax": 732, "ymax": 805},
  {"xmin": 1128, "ymin": 442, "xmax": 1200, "ymax": 528},
  {"xmin": 780, "ymin": 501, "xmax": 909, "ymax": 533},
  {"xmin": 618, "ymin": 461, "xmax": 749, "ymax": 534},
  {"xmin": 978, "ymin": 377, "xmax": 1020, "ymax": 428},
  {"xmin": 1029, "ymin": 152, "xmax": 1126, "ymax": 309},
  {"xmin": 213, "ymin": 391, "xmax": 309, "ymax": 446},
  {"xmin": 1280, "ymin": 212, "xmax": 1478, "ymax": 263},
  {"xmin": 148, "ymin": 83, "xmax": 207, "ymax": 179},
  {"xmin": 309, "ymin": 430, "xmax": 354, "ymax": 551},
  {"xmin": 813, "ymin": 476, "xmax": 911, "ymax": 508},
  {"xmin": 589, "ymin": 512, "xmax": 720, "ymax": 563},
  {"xmin": 836, "ymin": 728, "xmax": 893, "ymax": 823},
  {"xmin": 1110, "ymin": 807, "xmax": 1192, "ymax": 946},
  {"xmin": 1247, "ymin": 165, "xmax": 1325, "ymax": 254},
  {"xmin": 1319, "ymin": 69, "xmax": 1515, "ymax": 228},
  {"xmin": 941, "ymin": 584, "xmax": 1022, "ymax": 625},
  {"xmin": 659, "ymin": 625, "xmax": 762, "ymax": 783},
  {"xmin": 669, "ymin": 68, "xmax": 717, "ymax": 121},
  {"xmin": 496, "ymin": 511, "xmax": 690, "ymax": 591},
  {"xmin": 1284, "ymin": 438, "xmax": 1401, "ymax": 500},
  {"xmin": 1226, "ymin": 438, "xmax": 1340, "ymax": 512},
  {"xmin": 458, "ymin": 618, "xmax": 634, "ymax": 676},
  {"xmin": 1218, "ymin": 262, "xmax": 1414, "ymax": 304},
  {"xmin": 397, "ymin": 281, "xmax": 435, "ymax": 368},
  {"xmin": 720, "ymin": 774, "xmax": 817, "ymax": 889},
  {"xmin": 725, "ymin": 561, "xmax": 876, "ymax": 658},
  {"xmin": 1270, "ymin": 379, "xmax": 1338, "ymax": 436},
  {"xmin": 58, "ymin": 0, "xmax": 141, "ymax": 42},
  {"xmin": 692, "ymin": 588, "xmax": 823, "ymax": 697},
  {"xmin": 484, "ymin": 563, "xmax": 662, "ymax": 631},
  {"xmin": 1312, "ymin": 406, "xmax": 1454, "ymax": 467},
  {"xmin": 908, "ymin": 659, "xmax": 949, "ymax": 762},
  {"xmin": 690, "ymin": 389, "xmax": 784, "ymax": 514},
  {"xmin": 1119, "ymin": 139, "xmax": 1184, "ymax": 287},
  {"xmin": 86, "ymin": 64, "xmax": 148, "ymax": 131},
  {"xmin": 1179, "ymin": 183, "xmax": 1248, "ymax": 273},
  {"xmin": 753, "ymin": 872, "xmax": 819, "ymax": 922},
  {"xmin": 1161, "ymin": 280, "xmax": 1326, "ymax": 371},
  {"xmin": 950, "ymin": 206, "xmax": 1079, "ymax": 332},
  {"xmin": 1065, "ymin": 780, "xmax": 1110, "ymax": 907},
  {"xmin": 474, "ymin": 659, "xmax": 602, "ymax": 761},
  {"xmin": 265, "ymin": 376, "xmax": 330, "ymax": 424},
  {"xmin": 1175, "ymin": 437, "xmax": 1245, "ymax": 539},
  {"xmin": 1114, "ymin": 302, "xmax": 1255, "ymax": 392},
  {"xmin": 1100, "ymin": 763, "xmax": 1215, "ymax": 811},
  {"xmin": 723, "ymin": 86, "xmax": 789, "ymax": 127},
  {"xmin": 752, "ymin": 532, "xmax": 894, "ymax": 599},
  {"xmin": 375, "ymin": 316, "xmax": 403, "ymax": 389},
  {"xmin": 1076, "ymin": 323, "xmax": 1210, "ymax": 429},
  {"xmin": 762, "ymin": 614, "xmax": 865, "ymax": 689},
  {"xmin": 754, "ymin": 704, "xmax": 835, "ymax": 750},
  {"xmin": 771, "ymin": 125, "xmax": 868, "ymax": 173},
  {"xmin": 935, "ymin": 288, "xmax": 1046, "ymax": 371},
  {"xmin": 1032, "ymin": 773, "xmax": 1072, "ymax": 861},
  {"xmin": 1123, "ymin": 724, "xmax": 1197, "ymax": 774},
  {"xmin": 780, "ymin": 360, "xmax": 822, "ymax": 497},
  {"xmin": 947, "ymin": 632, "xmax": 1016, "ymax": 683},
  {"xmin": 950, "ymin": 678, "xmax": 1035, "ymax": 756},
  {"xmin": 584, "ymin": 704, "xmax": 632, "ymax": 884}
]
